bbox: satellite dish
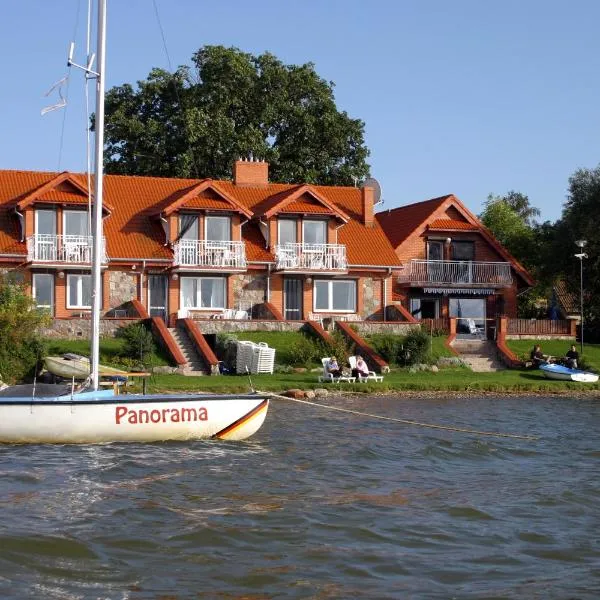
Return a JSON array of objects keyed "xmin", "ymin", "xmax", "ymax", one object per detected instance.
[{"xmin": 361, "ymin": 177, "xmax": 382, "ymax": 204}]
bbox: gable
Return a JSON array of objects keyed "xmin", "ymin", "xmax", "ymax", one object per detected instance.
[
  {"xmin": 279, "ymin": 192, "xmax": 333, "ymax": 215},
  {"xmin": 444, "ymin": 206, "xmax": 468, "ymax": 221}
]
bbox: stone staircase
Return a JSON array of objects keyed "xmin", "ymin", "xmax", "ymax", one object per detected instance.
[
  {"xmin": 168, "ymin": 327, "xmax": 207, "ymax": 375},
  {"xmin": 451, "ymin": 339, "xmax": 506, "ymax": 372}
]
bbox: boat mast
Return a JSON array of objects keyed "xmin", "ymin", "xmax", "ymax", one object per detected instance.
[{"xmin": 90, "ymin": 0, "xmax": 107, "ymax": 391}]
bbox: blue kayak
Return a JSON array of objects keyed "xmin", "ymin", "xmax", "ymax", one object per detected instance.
[{"xmin": 540, "ymin": 363, "xmax": 598, "ymax": 383}]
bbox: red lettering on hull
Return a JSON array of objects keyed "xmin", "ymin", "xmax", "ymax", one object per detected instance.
[{"xmin": 115, "ymin": 405, "xmax": 208, "ymax": 425}]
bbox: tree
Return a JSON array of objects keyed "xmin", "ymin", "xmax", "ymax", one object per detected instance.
[
  {"xmin": 0, "ymin": 276, "xmax": 51, "ymax": 383},
  {"xmin": 480, "ymin": 194, "xmax": 536, "ymax": 268},
  {"xmin": 552, "ymin": 166, "xmax": 600, "ymax": 325},
  {"xmin": 102, "ymin": 46, "xmax": 370, "ymax": 185},
  {"xmin": 498, "ymin": 190, "xmax": 540, "ymax": 226}
]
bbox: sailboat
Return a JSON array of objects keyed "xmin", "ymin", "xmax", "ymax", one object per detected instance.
[{"xmin": 0, "ymin": 0, "xmax": 269, "ymax": 443}]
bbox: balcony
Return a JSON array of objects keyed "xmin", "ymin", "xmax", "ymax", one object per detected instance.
[
  {"xmin": 274, "ymin": 243, "xmax": 347, "ymax": 272},
  {"xmin": 26, "ymin": 234, "xmax": 107, "ymax": 265},
  {"xmin": 173, "ymin": 239, "xmax": 247, "ymax": 271},
  {"xmin": 399, "ymin": 260, "xmax": 512, "ymax": 287}
]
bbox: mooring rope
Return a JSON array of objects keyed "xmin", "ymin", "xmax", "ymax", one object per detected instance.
[{"xmin": 258, "ymin": 391, "xmax": 539, "ymax": 441}]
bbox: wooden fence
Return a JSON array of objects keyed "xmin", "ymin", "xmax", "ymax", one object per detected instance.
[
  {"xmin": 507, "ymin": 319, "xmax": 574, "ymax": 336},
  {"xmin": 419, "ymin": 318, "xmax": 450, "ymax": 334}
]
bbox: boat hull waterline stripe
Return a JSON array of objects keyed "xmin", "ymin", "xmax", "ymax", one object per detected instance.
[{"xmin": 213, "ymin": 399, "xmax": 270, "ymax": 440}]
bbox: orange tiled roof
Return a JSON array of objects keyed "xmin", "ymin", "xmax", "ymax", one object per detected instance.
[
  {"xmin": 0, "ymin": 170, "xmax": 400, "ymax": 267},
  {"xmin": 553, "ymin": 280, "xmax": 579, "ymax": 315},
  {"xmin": 428, "ymin": 219, "xmax": 477, "ymax": 231},
  {"xmin": 377, "ymin": 193, "xmax": 534, "ymax": 287}
]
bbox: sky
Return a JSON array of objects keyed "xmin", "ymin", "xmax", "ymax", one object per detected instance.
[{"xmin": 1, "ymin": 0, "xmax": 600, "ymax": 223}]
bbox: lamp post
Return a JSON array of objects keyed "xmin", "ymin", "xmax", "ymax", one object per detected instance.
[{"xmin": 574, "ymin": 240, "xmax": 587, "ymax": 355}]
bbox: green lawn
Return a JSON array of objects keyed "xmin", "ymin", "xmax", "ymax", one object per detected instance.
[
  {"xmin": 506, "ymin": 340, "xmax": 600, "ymax": 371},
  {"xmin": 139, "ymin": 365, "xmax": 600, "ymax": 395},
  {"xmin": 226, "ymin": 330, "xmax": 318, "ymax": 366},
  {"xmin": 47, "ymin": 337, "xmax": 171, "ymax": 368}
]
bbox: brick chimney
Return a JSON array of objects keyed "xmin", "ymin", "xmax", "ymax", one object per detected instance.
[
  {"xmin": 233, "ymin": 158, "xmax": 269, "ymax": 187},
  {"xmin": 361, "ymin": 185, "xmax": 375, "ymax": 227}
]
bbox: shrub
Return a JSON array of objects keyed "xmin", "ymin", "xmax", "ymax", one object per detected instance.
[
  {"xmin": 399, "ymin": 329, "xmax": 430, "ymax": 366},
  {"xmin": 0, "ymin": 278, "xmax": 50, "ymax": 383},
  {"xmin": 215, "ymin": 333, "xmax": 239, "ymax": 371},
  {"xmin": 116, "ymin": 323, "xmax": 155, "ymax": 365},
  {"xmin": 368, "ymin": 334, "xmax": 402, "ymax": 364},
  {"xmin": 288, "ymin": 335, "xmax": 320, "ymax": 366},
  {"xmin": 322, "ymin": 330, "xmax": 354, "ymax": 365}
]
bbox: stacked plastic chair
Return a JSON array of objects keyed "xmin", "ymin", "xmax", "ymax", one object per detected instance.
[{"xmin": 235, "ymin": 341, "xmax": 276, "ymax": 374}]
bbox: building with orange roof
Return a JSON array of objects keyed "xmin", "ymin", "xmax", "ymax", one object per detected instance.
[
  {"xmin": 377, "ymin": 194, "xmax": 534, "ymax": 338},
  {"xmin": 0, "ymin": 160, "xmax": 403, "ymax": 330}
]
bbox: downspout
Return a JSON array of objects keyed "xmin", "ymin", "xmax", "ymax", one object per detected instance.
[
  {"xmin": 266, "ymin": 263, "xmax": 271, "ymax": 302},
  {"xmin": 140, "ymin": 259, "xmax": 146, "ymax": 307},
  {"xmin": 384, "ymin": 267, "xmax": 392, "ymax": 321}
]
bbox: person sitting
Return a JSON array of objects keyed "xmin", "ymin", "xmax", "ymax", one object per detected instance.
[
  {"xmin": 352, "ymin": 355, "xmax": 370, "ymax": 379},
  {"xmin": 530, "ymin": 344, "xmax": 547, "ymax": 368},
  {"xmin": 326, "ymin": 356, "xmax": 342, "ymax": 378},
  {"xmin": 564, "ymin": 344, "xmax": 579, "ymax": 369}
]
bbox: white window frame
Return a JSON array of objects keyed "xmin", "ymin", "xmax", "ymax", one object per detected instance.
[
  {"xmin": 180, "ymin": 276, "xmax": 226, "ymax": 310},
  {"xmin": 32, "ymin": 273, "xmax": 54, "ymax": 311},
  {"xmin": 302, "ymin": 219, "xmax": 327, "ymax": 245},
  {"xmin": 205, "ymin": 215, "xmax": 231, "ymax": 242},
  {"xmin": 278, "ymin": 218, "xmax": 297, "ymax": 245},
  {"xmin": 313, "ymin": 279, "xmax": 356, "ymax": 313},
  {"xmin": 67, "ymin": 273, "xmax": 92, "ymax": 309},
  {"xmin": 35, "ymin": 208, "xmax": 56, "ymax": 235},
  {"xmin": 63, "ymin": 209, "xmax": 89, "ymax": 237}
]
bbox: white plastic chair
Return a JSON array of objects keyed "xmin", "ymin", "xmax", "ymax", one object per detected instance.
[
  {"xmin": 348, "ymin": 355, "xmax": 383, "ymax": 383},
  {"xmin": 318, "ymin": 358, "xmax": 355, "ymax": 384}
]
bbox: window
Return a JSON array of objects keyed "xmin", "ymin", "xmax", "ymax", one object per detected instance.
[
  {"xmin": 427, "ymin": 240, "xmax": 443, "ymax": 261},
  {"xmin": 67, "ymin": 274, "xmax": 92, "ymax": 308},
  {"xmin": 314, "ymin": 279, "xmax": 356, "ymax": 312},
  {"xmin": 451, "ymin": 241, "xmax": 475, "ymax": 261},
  {"xmin": 303, "ymin": 220, "xmax": 327, "ymax": 245},
  {"xmin": 181, "ymin": 277, "xmax": 225, "ymax": 309},
  {"xmin": 278, "ymin": 219, "xmax": 297, "ymax": 245},
  {"xmin": 33, "ymin": 273, "xmax": 54, "ymax": 311},
  {"xmin": 64, "ymin": 210, "xmax": 89, "ymax": 236},
  {"xmin": 179, "ymin": 214, "xmax": 199, "ymax": 241},
  {"xmin": 35, "ymin": 209, "xmax": 56, "ymax": 235},
  {"xmin": 205, "ymin": 215, "xmax": 230, "ymax": 241},
  {"xmin": 409, "ymin": 298, "xmax": 439, "ymax": 319}
]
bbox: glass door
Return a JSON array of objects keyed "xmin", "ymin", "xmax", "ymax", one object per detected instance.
[
  {"xmin": 284, "ymin": 278, "xmax": 303, "ymax": 320},
  {"xmin": 449, "ymin": 298, "xmax": 486, "ymax": 337},
  {"xmin": 148, "ymin": 275, "xmax": 168, "ymax": 321}
]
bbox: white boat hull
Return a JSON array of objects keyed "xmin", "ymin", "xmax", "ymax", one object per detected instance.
[
  {"xmin": 540, "ymin": 364, "xmax": 599, "ymax": 383},
  {"xmin": 44, "ymin": 356, "xmax": 127, "ymax": 379},
  {"xmin": 0, "ymin": 393, "xmax": 269, "ymax": 443}
]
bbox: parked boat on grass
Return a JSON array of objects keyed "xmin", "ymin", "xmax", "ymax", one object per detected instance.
[
  {"xmin": 45, "ymin": 354, "xmax": 128, "ymax": 379},
  {"xmin": 540, "ymin": 363, "xmax": 599, "ymax": 383}
]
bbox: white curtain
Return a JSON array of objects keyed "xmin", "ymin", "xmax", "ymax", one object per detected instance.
[
  {"xmin": 206, "ymin": 216, "xmax": 230, "ymax": 241},
  {"xmin": 64, "ymin": 211, "xmax": 89, "ymax": 236}
]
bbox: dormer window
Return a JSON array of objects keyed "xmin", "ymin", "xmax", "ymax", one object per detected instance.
[
  {"xmin": 278, "ymin": 219, "xmax": 297, "ymax": 245},
  {"xmin": 64, "ymin": 210, "xmax": 89, "ymax": 237},
  {"xmin": 303, "ymin": 220, "xmax": 327, "ymax": 245},
  {"xmin": 35, "ymin": 209, "xmax": 56, "ymax": 235},
  {"xmin": 205, "ymin": 215, "xmax": 230, "ymax": 241},
  {"xmin": 179, "ymin": 214, "xmax": 199, "ymax": 241}
]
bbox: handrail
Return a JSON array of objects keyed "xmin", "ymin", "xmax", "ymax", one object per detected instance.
[
  {"xmin": 400, "ymin": 260, "xmax": 512, "ymax": 285},
  {"xmin": 26, "ymin": 234, "xmax": 107, "ymax": 263},
  {"xmin": 172, "ymin": 239, "xmax": 246, "ymax": 268},
  {"xmin": 274, "ymin": 242, "xmax": 347, "ymax": 270}
]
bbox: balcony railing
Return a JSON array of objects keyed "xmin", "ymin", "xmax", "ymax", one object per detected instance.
[
  {"xmin": 27, "ymin": 234, "xmax": 107, "ymax": 264},
  {"xmin": 274, "ymin": 243, "xmax": 347, "ymax": 271},
  {"xmin": 173, "ymin": 239, "xmax": 247, "ymax": 269},
  {"xmin": 399, "ymin": 260, "xmax": 512, "ymax": 286}
]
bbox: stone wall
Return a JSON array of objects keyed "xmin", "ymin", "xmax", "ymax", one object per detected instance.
[
  {"xmin": 41, "ymin": 318, "xmax": 141, "ymax": 339},
  {"xmin": 231, "ymin": 273, "xmax": 267, "ymax": 315},
  {"xmin": 190, "ymin": 319, "xmax": 305, "ymax": 335},
  {"xmin": 361, "ymin": 277, "xmax": 380, "ymax": 319},
  {"xmin": 354, "ymin": 322, "xmax": 419, "ymax": 336},
  {"xmin": 109, "ymin": 271, "xmax": 138, "ymax": 308}
]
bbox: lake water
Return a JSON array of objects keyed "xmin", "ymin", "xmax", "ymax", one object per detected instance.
[{"xmin": 1, "ymin": 394, "xmax": 599, "ymax": 599}]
